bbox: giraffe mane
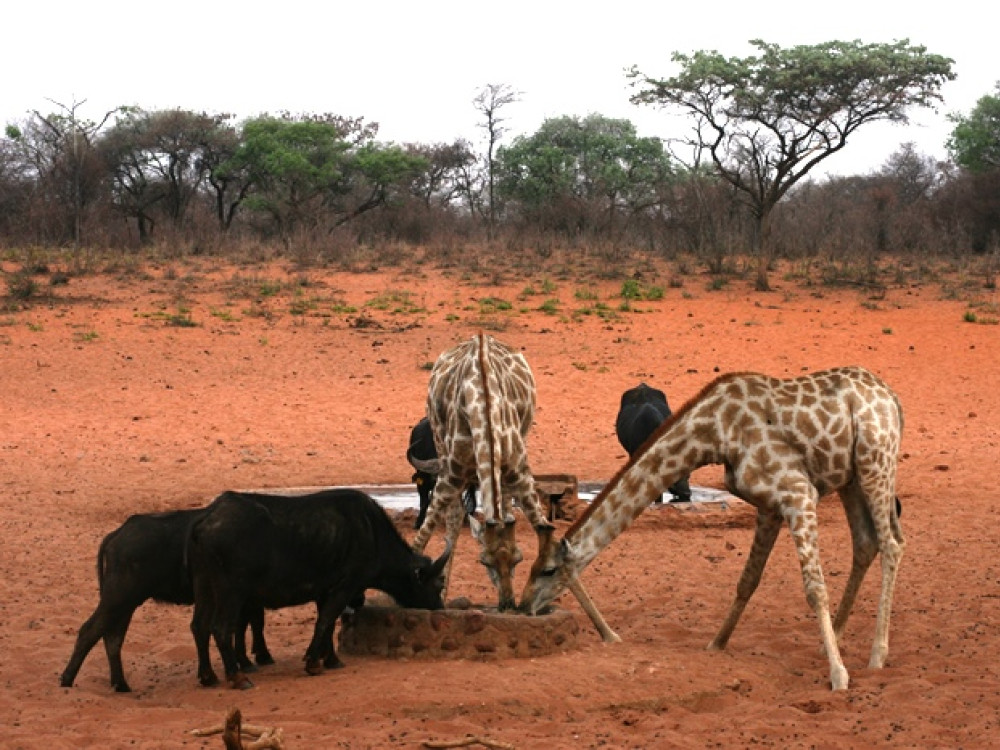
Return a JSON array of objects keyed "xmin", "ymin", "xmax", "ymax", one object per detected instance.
[
  {"xmin": 565, "ymin": 371, "xmax": 753, "ymax": 538},
  {"xmin": 477, "ymin": 332, "xmax": 502, "ymax": 520}
]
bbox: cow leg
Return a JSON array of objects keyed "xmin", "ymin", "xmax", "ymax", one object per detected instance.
[
  {"xmin": 668, "ymin": 475, "xmax": 693, "ymax": 502},
  {"xmin": 61, "ymin": 598, "xmax": 139, "ymax": 692},
  {"xmin": 246, "ymin": 605, "xmax": 274, "ymax": 666},
  {"xmin": 190, "ymin": 597, "xmax": 219, "ymax": 687},
  {"xmin": 233, "ymin": 622, "xmax": 256, "ymax": 673},
  {"xmin": 101, "ymin": 612, "xmax": 136, "ymax": 692},
  {"xmin": 413, "ymin": 474, "xmax": 433, "ymax": 529},
  {"xmin": 210, "ymin": 590, "xmax": 254, "ymax": 689},
  {"xmin": 234, "ymin": 604, "xmax": 271, "ymax": 671},
  {"xmin": 303, "ymin": 591, "xmax": 357, "ymax": 675},
  {"xmin": 60, "ymin": 605, "xmax": 112, "ymax": 689}
]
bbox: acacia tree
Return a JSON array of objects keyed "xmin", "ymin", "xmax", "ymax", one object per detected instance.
[
  {"xmin": 629, "ymin": 39, "xmax": 955, "ymax": 289},
  {"xmin": 498, "ymin": 114, "xmax": 674, "ymax": 236},
  {"xmin": 101, "ymin": 108, "xmax": 232, "ymax": 237},
  {"xmin": 220, "ymin": 113, "xmax": 425, "ymax": 244},
  {"xmin": 404, "ymin": 140, "xmax": 477, "ymax": 209},
  {"xmin": 948, "ymin": 83, "xmax": 1000, "ymax": 173},
  {"xmin": 944, "ymin": 84, "xmax": 1000, "ymax": 254}
]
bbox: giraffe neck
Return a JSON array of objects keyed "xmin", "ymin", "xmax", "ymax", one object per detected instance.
[{"xmin": 565, "ymin": 413, "xmax": 718, "ymax": 572}]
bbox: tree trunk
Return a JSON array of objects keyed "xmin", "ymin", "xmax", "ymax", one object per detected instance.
[{"xmin": 754, "ymin": 209, "xmax": 773, "ymax": 292}]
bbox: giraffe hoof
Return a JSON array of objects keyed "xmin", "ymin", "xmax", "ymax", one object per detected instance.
[{"xmin": 830, "ymin": 666, "xmax": 849, "ymax": 691}]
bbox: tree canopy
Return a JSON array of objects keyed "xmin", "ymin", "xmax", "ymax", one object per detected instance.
[
  {"xmin": 948, "ymin": 83, "xmax": 1000, "ymax": 173},
  {"xmin": 219, "ymin": 114, "xmax": 426, "ymax": 241},
  {"xmin": 629, "ymin": 39, "xmax": 955, "ymax": 288},
  {"xmin": 498, "ymin": 114, "xmax": 674, "ymax": 234}
]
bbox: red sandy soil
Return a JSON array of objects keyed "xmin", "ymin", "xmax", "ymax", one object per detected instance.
[{"xmin": 1, "ymin": 255, "xmax": 998, "ymax": 749}]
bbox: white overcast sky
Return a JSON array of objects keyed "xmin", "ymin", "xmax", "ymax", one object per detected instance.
[{"xmin": 3, "ymin": 1, "xmax": 996, "ymax": 178}]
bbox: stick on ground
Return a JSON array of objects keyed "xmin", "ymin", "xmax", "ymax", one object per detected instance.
[
  {"xmin": 423, "ymin": 735, "xmax": 516, "ymax": 750},
  {"xmin": 192, "ymin": 707, "xmax": 284, "ymax": 750}
]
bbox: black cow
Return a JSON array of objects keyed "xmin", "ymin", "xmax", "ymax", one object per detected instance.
[
  {"xmin": 407, "ymin": 417, "xmax": 478, "ymax": 529},
  {"xmin": 615, "ymin": 383, "xmax": 692, "ymax": 503},
  {"xmin": 188, "ymin": 488, "xmax": 449, "ymax": 689},
  {"xmin": 60, "ymin": 509, "xmax": 271, "ymax": 693}
]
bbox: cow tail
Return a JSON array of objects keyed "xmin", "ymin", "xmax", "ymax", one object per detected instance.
[
  {"xmin": 477, "ymin": 333, "xmax": 503, "ymax": 524},
  {"xmin": 96, "ymin": 531, "xmax": 112, "ymax": 595}
]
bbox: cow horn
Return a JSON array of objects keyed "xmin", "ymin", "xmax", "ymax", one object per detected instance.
[
  {"xmin": 430, "ymin": 545, "xmax": 452, "ymax": 576},
  {"xmin": 406, "ymin": 449, "xmax": 441, "ymax": 475}
]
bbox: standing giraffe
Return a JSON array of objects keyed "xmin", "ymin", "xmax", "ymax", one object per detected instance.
[
  {"xmin": 411, "ymin": 333, "xmax": 549, "ymax": 611},
  {"xmin": 520, "ymin": 366, "xmax": 905, "ymax": 690},
  {"xmin": 412, "ymin": 334, "xmax": 620, "ymax": 642}
]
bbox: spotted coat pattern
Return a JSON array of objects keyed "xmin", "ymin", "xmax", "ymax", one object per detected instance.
[
  {"xmin": 412, "ymin": 333, "xmax": 549, "ymax": 610},
  {"xmin": 521, "ymin": 366, "xmax": 905, "ymax": 690}
]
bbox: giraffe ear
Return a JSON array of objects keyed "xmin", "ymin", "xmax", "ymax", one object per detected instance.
[
  {"xmin": 536, "ymin": 524, "xmax": 555, "ymax": 553},
  {"xmin": 558, "ymin": 537, "xmax": 574, "ymax": 564}
]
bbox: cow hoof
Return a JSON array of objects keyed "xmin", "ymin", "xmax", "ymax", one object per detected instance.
[
  {"xmin": 255, "ymin": 652, "xmax": 275, "ymax": 667},
  {"xmin": 305, "ymin": 659, "xmax": 324, "ymax": 676},
  {"xmin": 199, "ymin": 671, "xmax": 220, "ymax": 688},
  {"xmin": 323, "ymin": 655, "xmax": 345, "ymax": 670},
  {"xmin": 229, "ymin": 673, "xmax": 254, "ymax": 690},
  {"xmin": 113, "ymin": 682, "xmax": 132, "ymax": 693},
  {"xmin": 58, "ymin": 675, "xmax": 73, "ymax": 689}
]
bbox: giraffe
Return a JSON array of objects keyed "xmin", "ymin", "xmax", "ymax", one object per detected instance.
[
  {"xmin": 411, "ymin": 333, "xmax": 621, "ymax": 642},
  {"xmin": 520, "ymin": 366, "xmax": 905, "ymax": 690}
]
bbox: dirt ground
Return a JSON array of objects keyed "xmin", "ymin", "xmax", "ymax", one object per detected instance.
[{"xmin": 1, "ymin": 255, "xmax": 998, "ymax": 749}]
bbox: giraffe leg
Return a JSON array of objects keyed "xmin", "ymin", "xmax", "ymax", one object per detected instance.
[
  {"xmin": 832, "ymin": 481, "xmax": 879, "ymax": 643},
  {"xmin": 859, "ymin": 480, "xmax": 905, "ymax": 670},
  {"xmin": 436, "ymin": 490, "xmax": 468, "ymax": 604},
  {"xmin": 783, "ymin": 491, "xmax": 849, "ymax": 691},
  {"xmin": 506, "ymin": 468, "xmax": 550, "ymax": 531},
  {"xmin": 566, "ymin": 577, "xmax": 621, "ymax": 644},
  {"xmin": 869, "ymin": 528, "xmax": 904, "ymax": 669},
  {"xmin": 413, "ymin": 476, "xmax": 465, "ymax": 603},
  {"xmin": 412, "ymin": 484, "xmax": 445, "ymax": 554},
  {"xmin": 507, "ymin": 469, "xmax": 620, "ymax": 639},
  {"xmin": 709, "ymin": 508, "xmax": 782, "ymax": 651}
]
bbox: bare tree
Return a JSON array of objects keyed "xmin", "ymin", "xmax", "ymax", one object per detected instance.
[
  {"xmin": 473, "ymin": 83, "xmax": 519, "ymax": 239},
  {"xmin": 33, "ymin": 97, "xmax": 120, "ymax": 248}
]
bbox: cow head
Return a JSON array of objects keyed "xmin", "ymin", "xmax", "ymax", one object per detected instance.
[
  {"xmin": 403, "ymin": 547, "xmax": 450, "ymax": 610},
  {"xmin": 519, "ymin": 525, "xmax": 574, "ymax": 616},
  {"xmin": 469, "ymin": 516, "xmax": 522, "ymax": 611}
]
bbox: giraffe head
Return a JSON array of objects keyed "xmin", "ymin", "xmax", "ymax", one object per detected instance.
[
  {"xmin": 468, "ymin": 515, "xmax": 523, "ymax": 611},
  {"xmin": 518, "ymin": 525, "xmax": 575, "ymax": 615}
]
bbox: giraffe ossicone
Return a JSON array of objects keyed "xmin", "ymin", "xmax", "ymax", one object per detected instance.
[{"xmin": 520, "ymin": 366, "xmax": 905, "ymax": 690}]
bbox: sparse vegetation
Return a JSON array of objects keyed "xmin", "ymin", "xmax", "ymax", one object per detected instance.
[
  {"xmin": 538, "ymin": 298, "xmax": 560, "ymax": 315},
  {"xmin": 365, "ymin": 290, "xmax": 425, "ymax": 314},
  {"xmin": 478, "ymin": 297, "xmax": 513, "ymax": 314},
  {"xmin": 6, "ymin": 271, "xmax": 39, "ymax": 300}
]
